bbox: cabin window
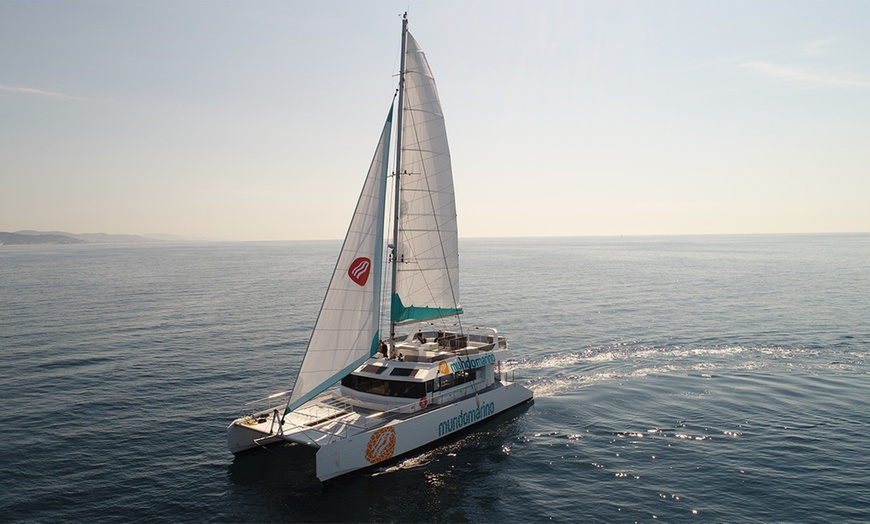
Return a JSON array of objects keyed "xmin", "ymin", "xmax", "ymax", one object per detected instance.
[
  {"xmin": 435, "ymin": 369, "xmax": 478, "ymax": 392},
  {"xmin": 455, "ymin": 369, "xmax": 477, "ymax": 386},
  {"xmin": 390, "ymin": 367, "xmax": 418, "ymax": 377},
  {"xmin": 362, "ymin": 364, "xmax": 387, "ymax": 374},
  {"xmin": 341, "ymin": 375, "xmax": 427, "ymax": 399}
]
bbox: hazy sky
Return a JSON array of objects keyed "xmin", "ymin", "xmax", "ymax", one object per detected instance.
[{"xmin": 2, "ymin": 1, "xmax": 868, "ymax": 240}]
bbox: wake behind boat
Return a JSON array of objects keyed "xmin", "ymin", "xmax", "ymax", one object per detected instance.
[{"xmin": 227, "ymin": 13, "xmax": 533, "ymax": 482}]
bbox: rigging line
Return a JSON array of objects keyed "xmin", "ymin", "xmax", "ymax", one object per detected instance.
[{"xmin": 285, "ymin": 92, "xmax": 398, "ymax": 414}]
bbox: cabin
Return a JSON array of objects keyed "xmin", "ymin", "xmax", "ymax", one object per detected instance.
[{"xmin": 339, "ymin": 326, "xmax": 509, "ymax": 410}]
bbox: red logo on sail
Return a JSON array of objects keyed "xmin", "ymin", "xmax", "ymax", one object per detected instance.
[{"xmin": 348, "ymin": 257, "xmax": 372, "ymax": 286}]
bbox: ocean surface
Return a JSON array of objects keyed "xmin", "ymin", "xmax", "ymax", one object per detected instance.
[{"xmin": 1, "ymin": 234, "xmax": 868, "ymax": 523}]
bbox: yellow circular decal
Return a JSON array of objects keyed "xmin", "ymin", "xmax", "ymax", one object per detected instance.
[
  {"xmin": 365, "ymin": 426, "xmax": 397, "ymax": 464},
  {"xmin": 438, "ymin": 361, "xmax": 451, "ymax": 375}
]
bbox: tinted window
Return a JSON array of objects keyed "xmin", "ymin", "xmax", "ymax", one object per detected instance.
[
  {"xmin": 342, "ymin": 375, "xmax": 428, "ymax": 399},
  {"xmin": 436, "ymin": 369, "xmax": 477, "ymax": 391}
]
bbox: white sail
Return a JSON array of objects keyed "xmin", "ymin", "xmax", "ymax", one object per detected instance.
[
  {"xmin": 285, "ymin": 107, "xmax": 393, "ymax": 412},
  {"xmin": 391, "ymin": 32, "xmax": 461, "ymax": 324}
]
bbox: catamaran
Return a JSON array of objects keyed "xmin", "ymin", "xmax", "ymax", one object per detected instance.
[{"xmin": 227, "ymin": 14, "xmax": 533, "ymax": 482}]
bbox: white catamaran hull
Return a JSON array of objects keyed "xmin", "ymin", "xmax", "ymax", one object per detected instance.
[
  {"xmin": 228, "ymin": 381, "xmax": 532, "ymax": 481},
  {"xmin": 315, "ymin": 383, "xmax": 532, "ymax": 481}
]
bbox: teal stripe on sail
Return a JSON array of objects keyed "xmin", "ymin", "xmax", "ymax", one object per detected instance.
[
  {"xmin": 284, "ymin": 331, "xmax": 381, "ymax": 415},
  {"xmin": 391, "ymin": 293, "xmax": 463, "ymax": 324},
  {"xmin": 283, "ymin": 353, "xmax": 369, "ymax": 415},
  {"xmin": 369, "ymin": 330, "xmax": 381, "ymax": 357}
]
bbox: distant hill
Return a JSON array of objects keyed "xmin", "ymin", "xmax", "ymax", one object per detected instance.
[
  {"xmin": 0, "ymin": 231, "xmax": 87, "ymax": 245},
  {"xmin": 143, "ymin": 233, "xmax": 221, "ymax": 242},
  {"xmin": 1, "ymin": 230, "xmax": 161, "ymax": 245}
]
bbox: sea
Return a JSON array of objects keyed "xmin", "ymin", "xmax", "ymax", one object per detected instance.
[{"xmin": 1, "ymin": 234, "xmax": 868, "ymax": 523}]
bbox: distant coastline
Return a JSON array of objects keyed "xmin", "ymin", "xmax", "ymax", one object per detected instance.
[
  {"xmin": 0, "ymin": 230, "xmax": 166, "ymax": 246},
  {"xmin": 3, "ymin": 230, "xmax": 866, "ymax": 246}
]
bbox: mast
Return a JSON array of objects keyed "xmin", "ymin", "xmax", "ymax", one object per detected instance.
[{"xmin": 389, "ymin": 12, "xmax": 408, "ymax": 354}]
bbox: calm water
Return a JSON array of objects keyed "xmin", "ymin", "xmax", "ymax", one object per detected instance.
[{"xmin": 1, "ymin": 235, "xmax": 868, "ymax": 522}]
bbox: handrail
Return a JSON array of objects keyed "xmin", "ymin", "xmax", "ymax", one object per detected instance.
[
  {"xmin": 242, "ymin": 391, "xmax": 290, "ymax": 416},
  {"xmin": 311, "ymin": 396, "xmax": 425, "ymax": 439}
]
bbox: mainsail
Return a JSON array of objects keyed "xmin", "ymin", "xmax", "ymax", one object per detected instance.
[
  {"xmin": 391, "ymin": 32, "xmax": 462, "ymax": 324},
  {"xmin": 285, "ymin": 107, "xmax": 393, "ymax": 413}
]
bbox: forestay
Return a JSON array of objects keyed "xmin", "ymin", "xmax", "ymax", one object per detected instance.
[{"xmin": 285, "ymin": 107, "xmax": 393, "ymax": 413}]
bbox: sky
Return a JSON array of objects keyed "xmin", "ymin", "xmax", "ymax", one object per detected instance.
[{"xmin": 1, "ymin": 0, "xmax": 869, "ymax": 241}]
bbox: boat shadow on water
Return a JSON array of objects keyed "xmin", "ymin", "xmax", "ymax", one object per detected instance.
[{"xmin": 228, "ymin": 441, "xmax": 319, "ymax": 488}]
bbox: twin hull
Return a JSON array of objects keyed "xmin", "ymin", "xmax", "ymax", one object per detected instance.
[{"xmin": 229, "ymin": 382, "xmax": 533, "ymax": 482}]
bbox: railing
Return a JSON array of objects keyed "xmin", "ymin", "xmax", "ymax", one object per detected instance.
[
  {"xmin": 241, "ymin": 391, "xmax": 289, "ymax": 419},
  {"xmin": 410, "ymin": 322, "xmax": 507, "ymax": 351},
  {"xmin": 309, "ymin": 396, "xmax": 426, "ymax": 442}
]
